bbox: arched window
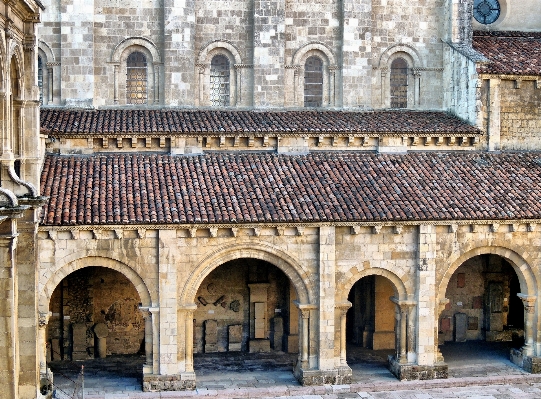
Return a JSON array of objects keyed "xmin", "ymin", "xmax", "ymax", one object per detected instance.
[
  {"xmin": 38, "ymin": 56, "xmax": 43, "ymax": 105},
  {"xmin": 10, "ymin": 57, "xmax": 20, "ymax": 157},
  {"xmin": 126, "ymin": 51, "xmax": 147, "ymax": 104},
  {"xmin": 210, "ymin": 54, "xmax": 230, "ymax": 106},
  {"xmin": 390, "ymin": 58, "xmax": 408, "ymax": 108},
  {"xmin": 304, "ymin": 56, "xmax": 323, "ymax": 107}
]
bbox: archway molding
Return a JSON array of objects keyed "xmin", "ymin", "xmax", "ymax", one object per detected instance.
[
  {"xmin": 110, "ymin": 36, "xmax": 161, "ymax": 64},
  {"xmin": 39, "ymin": 255, "xmax": 152, "ymax": 313},
  {"xmin": 438, "ymin": 245, "xmax": 537, "ymax": 301},
  {"xmin": 378, "ymin": 43, "xmax": 423, "ymax": 69},
  {"xmin": 338, "ymin": 266, "xmax": 409, "ymax": 303},
  {"xmin": 180, "ymin": 242, "xmax": 313, "ymax": 305}
]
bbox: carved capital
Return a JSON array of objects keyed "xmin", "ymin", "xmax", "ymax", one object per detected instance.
[{"xmin": 38, "ymin": 311, "xmax": 50, "ymax": 328}]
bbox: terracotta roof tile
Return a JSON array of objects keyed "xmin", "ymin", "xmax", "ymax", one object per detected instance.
[
  {"xmin": 473, "ymin": 30, "xmax": 541, "ymax": 76},
  {"xmin": 40, "ymin": 152, "xmax": 541, "ymax": 226},
  {"xmin": 40, "ymin": 109, "xmax": 480, "ymax": 135}
]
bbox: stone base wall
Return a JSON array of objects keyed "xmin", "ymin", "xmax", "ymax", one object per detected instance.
[
  {"xmin": 388, "ymin": 356, "xmax": 448, "ymax": 381},
  {"xmin": 293, "ymin": 364, "xmax": 352, "ymax": 386},
  {"xmin": 510, "ymin": 349, "xmax": 541, "ymax": 374},
  {"xmin": 143, "ymin": 373, "xmax": 196, "ymax": 392}
]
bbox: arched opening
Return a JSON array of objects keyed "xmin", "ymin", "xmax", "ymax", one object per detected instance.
[
  {"xmin": 10, "ymin": 57, "xmax": 20, "ymax": 157},
  {"xmin": 390, "ymin": 57, "xmax": 408, "ymax": 108},
  {"xmin": 346, "ymin": 275, "xmax": 397, "ymax": 378},
  {"xmin": 439, "ymin": 254, "xmax": 525, "ymax": 376},
  {"xmin": 192, "ymin": 258, "xmax": 298, "ymax": 385},
  {"xmin": 209, "ymin": 54, "xmax": 230, "ymax": 106},
  {"xmin": 46, "ymin": 267, "xmax": 147, "ymax": 392},
  {"xmin": 304, "ymin": 56, "xmax": 323, "ymax": 107},
  {"xmin": 126, "ymin": 51, "xmax": 148, "ymax": 104}
]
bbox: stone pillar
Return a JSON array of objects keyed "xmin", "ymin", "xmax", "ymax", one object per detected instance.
[
  {"xmin": 336, "ymin": 302, "xmax": 352, "ymax": 366},
  {"xmin": 0, "ymin": 227, "xmax": 18, "ymax": 399},
  {"xmin": 318, "ymin": 226, "xmax": 336, "ymax": 370},
  {"xmin": 149, "ymin": 307, "xmax": 160, "ymax": 375},
  {"xmin": 182, "ymin": 305, "xmax": 196, "ymax": 373},
  {"xmin": 139, "ymin": 307, "xmax": 153, "ymax": 374},
  {"xmin": 113, "ymin": 64, "xmax": 119, "ymax": 104},
  {"xmin": 488, "ymin": 78, "xmax": 501, "ymax": 151},
  {"xmin": 518, "ymin": 294, "xmax": 536, "ymax": 357},
  {"xmin": 93, "ymin": 323, "xmax": 108, "ymax": 358},
  {"xmin": 300, "ymin": 306, "xmax": 310, "ymax": 369},
  {"xmin": 390, "ymin": 297, "xmax": 416, "ymax": 365}
]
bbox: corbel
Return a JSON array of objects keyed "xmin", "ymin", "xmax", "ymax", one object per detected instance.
[
  {"xmin": 262, "ymin": 136, "xmax": 269, "ymax": 147},
  {"xmin": 347, "ymin": 136, "xmax": 354, "ymax": 146},
  {"xmin": 535, "ymin": 80, "xmax": 540, "ymax": 90},
  {"xmin": 424, "ymin": 137, "xmax": 431, "ymax": 146},
  {"xmin": 527, "ymin": 223, "xmax": 536, "ymax": 232},
  {"xmin": 411, "ymin": 136, "xmax": 419, "ymax": 146},
  {"xmin": 253, "ymin": 227, "xmax": 261, "ymax": 237},
  {"xmin": 92, "ymin": 230, "xmax": 101, "ymax": 239},
  {"xmin": 514, "ymin": 79, "xmax": 522, "ymax": 89},
  {"xmin": 219, "ymin": 135, "xmax": 226, "ymax": 148},
  {"xmin": 436, "ymin": 137, "xmax": 443, "ymax": 146},
  {"xmin": 510, "ymin": 223, "xmax": 519, "ymax": 232},
  {"xmin": 318, "ymin": 136, "xmax": 325, "ymax": 147},
  {"xmin": 331, "ymin": 136, "xmax": 338, "ymax": 147},
  {"xmin": 209, "ymin": 227, "xmax": 218, "ymax": 238},
  {"xmin": 233, "ymin": 136, "xmax": 240, "ymax": 147},
  {"xmin": 137, "ymin": 228, "xmax": 146, "ymax": 239},
  {"xmin": 448, "ymin": 137, "xmax": 456, "ymax": 146},
  {"xmin": 248, "ymin": 137, "xmax": 254, "ymax": 147},
  {"xmin": 145, "ymin": 137, "xmax": 152, "ymax": 148},
  {"xmin": 449, "ymin": 224, "xmax": 458, "ymax": 233},
  {"xmin": 296, "ymin": 226, "xmax": 305, "ymax": 236},
  {"xmin": 48, "ymin": 230, "xmax": 57, "ymax": 240},
  {"xmin": 373, "ymin": 225, "xmax": 382, "ymax": 234},
  {"xmin": 491, "ymin": 223, "xmax": 499, "ymax": 233},
  {"xmin": 472, "ymin": 136, "xmax": 480, "ymax": 145},
  {"xmin": 470, "ymin": 224, "xmax": 478, "ymax": 233},
  {"xmin": 70, "ymin": 230, "xmax": 79, "ymax": 240},
  {"xmin": 102, "ymin": 137, "xmax": 108, "ymax": 148},
  {"xmin": 87, "ymin": 137, "xmax": 94, "ymax": 149},
  {"xmin": 361, "ymin": 137, "xmax": 369, "ymax": 147},
  {"xmin": 159, "ymin": 137, "xmax": 166, "ymax": 148},
  {"xmin": 351, "ymin": 225, "xmax": 361, "ymax": 235},
  {"xmin": 117, "ymin": 137, "xmax": 123, "ymax": 148},
  {"xmin": 461, "ymin": 137, "xmax": 469, "ymax": 147},
  {"xmin": 189, "ymin": 228, "xmax": 197, "ymax": 238},
  {"xmin": 113, "ymin": 229, "xmax": 122, "ymax": 239},
  {"xmin": 231, "ymin": 227, "xmax": 238, "ymax": 237},
  {"xmin": 276, "ymin": 226, "xmax": 285, "ymax": 236},
  {"xmin": 394, "ymin": 225, "xmax": 403, "ymax": 234},
  {"xmin": 131, "ymin": 137, "xmax": 138, "ymax": 148}
]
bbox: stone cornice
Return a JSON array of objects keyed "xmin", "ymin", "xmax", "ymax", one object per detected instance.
[{"xmin": 38, "ymin": 219, "xmax": 541, "ymax": 233}]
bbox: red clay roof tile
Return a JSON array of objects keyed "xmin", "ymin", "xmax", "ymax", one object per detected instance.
[
  {"xmin": 473, "ymin": 31, "xmax": 541, "ymax": 76},
  {"xmin": 40, "ymin": 152, "xmax": 541, "ymax": 226},
  {"xmin": 40, "ymin": 109, "xmax": 480, "ymax": 135}
]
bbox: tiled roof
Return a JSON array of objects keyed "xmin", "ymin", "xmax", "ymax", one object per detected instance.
[
  {"xmin": 40, "ymin": 152, "xmax": 541, "ymax": 226},
  {"xmin": 473, "ymin": 31, "xmax": 541, "ymax": 76},
  {"xmin": 40, "ymin": 109, "xmax": 480, "ymax": 135}
]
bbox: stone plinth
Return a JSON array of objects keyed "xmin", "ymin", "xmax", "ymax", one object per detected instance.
[
  {"xmin": 388, "ymin": 356, "xmax": 448, "ymax": 380},
  {"xmin": 143, "ymin": 372, "xmax": 196, "ymax": 392},
  {"xmin": 249, "ymin": 338, "xmax": 270, "ymax": 353},
  {"xmin": 293, "ymin": 363, "xmax": 352, "ymax": 385},
  {"xmin": 511, "ymin": 348, "xmax": 541, "ymax": 373}
]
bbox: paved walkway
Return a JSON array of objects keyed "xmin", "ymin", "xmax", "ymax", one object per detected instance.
[{"xmin": 48, "ymin": 342, "xmax": 541, "ymax": 399}]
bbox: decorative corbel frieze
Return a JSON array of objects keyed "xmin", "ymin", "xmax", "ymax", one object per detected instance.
[
  {"xmin": 189, "ymin": 228, "xmax": 197, "ymax": 238},
  {"xmin": 373, "ymin": 225, "xmax": 382, "ymax": 234},
  {"xmin": 411, "ymin": 136, "xmax": 419, "ymax": 146},
  {"xmin": 394, "ymin": 225, "xmax": 403, "ymax": 234},
  {"xmin": 48, "ymin": 230, "xmax": 57, "ymax": 240},
  {"xmin": 248, "ymin": 137, "xmax": 254, "ymax": 147},
  {"xmin": 276, "ymin": 226, "xmax": 285, "ymax": 236},
  {"xmin": 448, "ymin": 137, "xmax": 456, "ymax": 146},
  {"xmin": 461, "ymin": 137, "xmax": 469, "ymax": 146},
  {"xmin": 436, "ymin": 137, "xmax": 443, "ymax": 146},
  {"xmin": 296, "ymin": 226, "xmax": 304, "ymax": 236},
  {"xmin": 137, "ymin": 228, "xmax": 146, "ymax": 239},
  {"xmin": 351, "ymin": 225, "xmax": 361, "ymax": 235},
  {"xmin": 347, "ymin": 136, "xmax": 354, "ymax": 146},
  {"xmin": 514, "ymin": 79, "xmax": 522, "ymax": 89},
  {"xmin": 102, "ymin": 137, "xmax": 108, "ymax": 148},
  {"xmin": 233, "ymin": 136, "xmax": 240, "ymax": 147},
  {"xmin": 87, "ymin": 137, "xmax": 94, "ymax": 149},
  {"xmin": 253, "ymin": 227, "xmax": 261, "ymax": 237},
  {"xmin": 131, "ymin": 137, "xmax": 137, "ymax": 148},
  {"xmin": 117, "ymin": 137, "xmax": 123, "ymax": 148},
  {"xmin": 145, "ymin": 138, "xmax": 152, "ymax": 148},
  {"xmin": 219, "ymin": 136, "xmax": 226, "ymax": 148},
  {"xmin": 528, "ymin": 223, "xmax": 536, "ymax": 232},
  {"xmin": 209, "ymin": 227, "xmax": 218, "ymax": 238},
  {"xmin": 470, "ymin": 224, "xmax": 478, "ymax": 233},
  {"xmin": 449, "ymin": 224, "xmax": 458, "ymax": 233},
  {"xmin": 231, "ymin": 227, "xmax": 238, "ymax": 237},
  {"xmin": 491, "ymin": 223, "xmax": 500, "ymax": 233},
  {"xmin": 114, "ymin": 229, "xmax": 123, "ymax": 239},
  {"xmin": 424, "ymin": 137, "xmax": 431, "ymax": 146},
  {"xmin": 92, "ymin": 230, "xmax": 101, "ymax": 239},
  {"xmin": 70, "ymin": 230, "xmax": 80, "ymax": 240},
  {"xmin": 511, "ymin": 223, "xmax": 519, "ymax": 232},
  {"xmin": 361, "ymin": 137, "xmax": 369, "ymax": 146},
  {"xmin": 262, "ymin": 136, "xmax": 269, "ymax": 147},
  {"xmin": 159, "ymin": 137, "xmax": 166, "ymax": 148}
]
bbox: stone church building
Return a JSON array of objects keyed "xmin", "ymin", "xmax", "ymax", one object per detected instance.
[{"xmin": 1, "ymin": 0, "xmax": 541, "ymax": 397}]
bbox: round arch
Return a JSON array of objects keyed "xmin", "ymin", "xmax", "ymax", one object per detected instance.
[
  {"xmin": 378, "ymin": 43, "xmax": 423, "ymax": 69},
  {"xmin": 180, "ymin": 243, "xmax": 312, "ymax": 305},
  {"xmin": 8, "ymin": 43, "xmax": 24, "ymax": 97},
  {"xmin": 438, "ymin": 246, "xmax": 537, "ymax": 301},
  {"xmin": 39, "ymin": 256, "xmax": 152, "ymax": 312},
  {"xmin": 292, "ymin": 41, "xmax": 336, "ymax": 66},
  {"xmin": 197, "ymin": 40, "xmax": 243, "ymax": 65},
  {"xmin": 38, "ymin": 40, "xmax": 55, "ymax": 64},
  {"xmin": 110, "ymin": 37, "xmax": 161, "ymax": 64},
  {"xmin": 339, "ymin": 267, "xmax": 409, "ymax": 303}
]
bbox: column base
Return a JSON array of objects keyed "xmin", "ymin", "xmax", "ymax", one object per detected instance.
[
  {"xmin": 510, "ymin": 348, "xmax": 541, "ymax": 373},
  {"xmin": 388, "ymin": 356, "xmax": 448, "ymax": 381},
  {"xmin": 39, "ymin": 368, "xmax": 54, "ymax": 398},
  {"xmin": 143, "ymin": 372, "xmax": 196, "ymax": 392},
  {"xmin": 293, "ymin": 362, "xmax": 352, "ymax": 385}
]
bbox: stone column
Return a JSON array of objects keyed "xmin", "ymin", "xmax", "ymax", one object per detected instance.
[
  {"xmin": 380, "ymin": 69, "xmax": 388, "ymax": 108},
  {"xmin": 180, "ymin": 304, "xmax": 197, "ymax": 373},
  {"xmin": 113, "ymin": 64, "xmax": 119, "ymax": 104},
  {"xmin": 518, "ymin": 294, "xmax": 536, "ymax": 357},
  {"xmin": 300, "ymin": 307, "xmax": 310, "ymax": 369},
  {"xmin": 328, "ymin": 66, "xmax": 338, "ymax": 107},
  {"xmin": 318, "ymin": 226, "xmax": 336, "ymax": 371},
  {"xmin": 391, "ymin": 297, "xmax": 416, "ymax": 364},
  {"xmin": 336, "ymin": 302, "xmax": 352, "ymax": 366},
  {"xmin": 149, "ymin": 307, "xmax": 160, "ymax": 375},
  {"xmin": 412, "ymin": 70, "xmax": 421, "ymax": 108},
  {"xmin": 139, "ymin": 307, "xmax": 153, "ymax": 374},
  {"xmin": 38, "ymin": 312, "xmax": 50, "ymax": 375}
]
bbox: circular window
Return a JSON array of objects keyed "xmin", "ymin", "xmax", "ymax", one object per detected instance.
[{"xmin": 473, "ymin": 0, "xmax": 501, "ymax": 25}]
